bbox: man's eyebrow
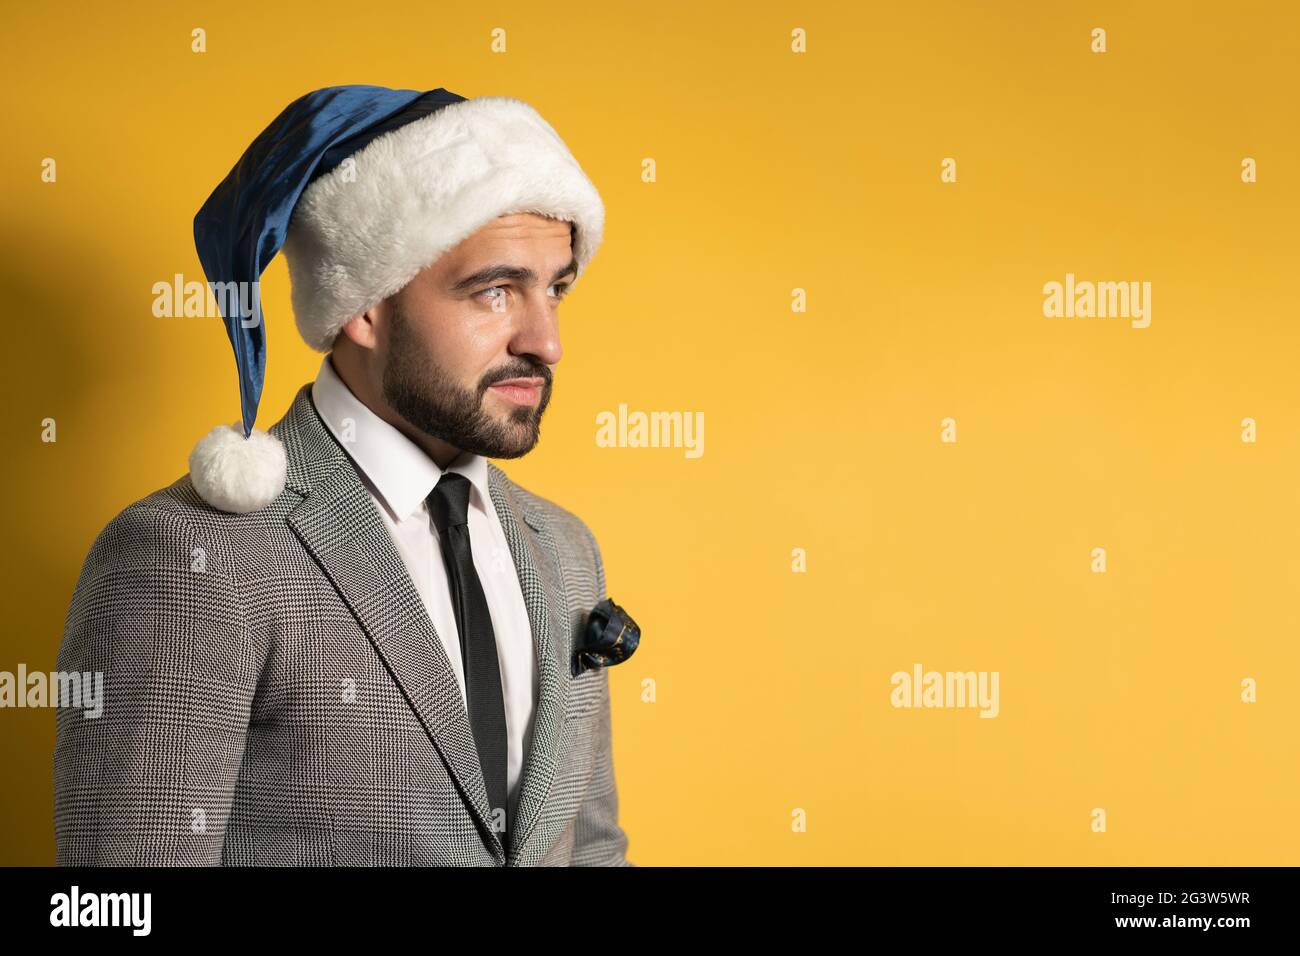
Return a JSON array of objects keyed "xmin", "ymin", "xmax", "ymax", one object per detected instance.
[{"xmin": 449, "ymin": 257, "xmax": 579, "ymax": 294}]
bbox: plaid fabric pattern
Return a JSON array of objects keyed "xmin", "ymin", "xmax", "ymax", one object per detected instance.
[{"xmin": 53, "ymin": 385, "xmax": 632, "ymax": 866}]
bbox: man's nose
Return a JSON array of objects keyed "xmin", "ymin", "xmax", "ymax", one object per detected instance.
[{"xmin": 511, "ymin": 291, "xmax": 563, "ymax": 366}]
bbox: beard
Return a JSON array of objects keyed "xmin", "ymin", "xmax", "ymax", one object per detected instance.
[{"xmin": 380, "ymin": 302, "xmax": 552, "ymax": 460}]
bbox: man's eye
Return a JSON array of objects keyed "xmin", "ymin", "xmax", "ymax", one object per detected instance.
[{"xmin": 475, "ymin": 284, "xmax": 568, "ymax": 306}]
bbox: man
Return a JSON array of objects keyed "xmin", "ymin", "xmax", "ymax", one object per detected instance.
[{"xmin": 53, "ymin": 85, "xmax": 635, "ymax": 866}]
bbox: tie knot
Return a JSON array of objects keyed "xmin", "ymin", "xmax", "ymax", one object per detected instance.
[{"xmin": 428, "ymin": 471, "xmax": 471, "ymax": 532}]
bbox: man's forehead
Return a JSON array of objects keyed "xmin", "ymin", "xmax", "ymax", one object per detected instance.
[
  {"xmin": 475, "ymin": 210, "xmax": 573, "ymax": 236},
  {"xmin": 441, "ymin": 216, "xmax": 575, "ymax": 271}
]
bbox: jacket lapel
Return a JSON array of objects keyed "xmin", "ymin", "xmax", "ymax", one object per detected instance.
[
  {"xmin": 487, "ymin": 461, "xmax": 572, "ymax": 865},
  {"xmin": 272, "ymin": 385, "xmax": 573, "ymax": 865}
]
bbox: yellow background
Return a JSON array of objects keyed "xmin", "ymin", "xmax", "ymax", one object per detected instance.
[{"xmin": 3, "ymin": 1, "xmax": 1298, "ymax": 865}]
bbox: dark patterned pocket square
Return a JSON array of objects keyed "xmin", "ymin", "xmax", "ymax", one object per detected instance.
[{"xmin": 572, "ymin": 598, "xmax": 640, "ymax": 677}]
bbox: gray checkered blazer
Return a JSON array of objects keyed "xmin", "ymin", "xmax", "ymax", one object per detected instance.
[{"xmin": 53, "ymin": 384, "xmax": 632, "ymax": 866}]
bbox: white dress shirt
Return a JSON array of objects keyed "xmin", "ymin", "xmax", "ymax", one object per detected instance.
[{"xmin": 311, "ymin": 356, "xmax": 539, "ymax": 826}]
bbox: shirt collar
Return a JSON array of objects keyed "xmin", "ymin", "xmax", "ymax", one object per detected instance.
[{"xmin": 310, "ymin": 356, "xmax": 492, "ymax": 523}]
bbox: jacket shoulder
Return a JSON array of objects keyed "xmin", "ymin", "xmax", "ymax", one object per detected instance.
[
  {"xmin": 78, "ymin": 471, "xmax": 292, "ymax": 582},
  {"xmin": 489, "ymin": 465, "xmax": 608, "ymax": 603},
  {"xmin": 491, "ymin": 465, "xmax": 598, "ymax": 545},
  {"xmin": 88, "ymin": 477, "xmax": 222, "ymax": 556}
]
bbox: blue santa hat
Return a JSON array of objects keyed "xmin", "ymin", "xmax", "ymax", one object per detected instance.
[{"xmin": 189, "ymin": 84, "xmax": 605, "ymax": 513}]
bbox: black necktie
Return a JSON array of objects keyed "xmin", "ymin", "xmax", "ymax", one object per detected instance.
[{"xmin": 427, "ymin": 471, "xmax": 510, "ymax": 851}]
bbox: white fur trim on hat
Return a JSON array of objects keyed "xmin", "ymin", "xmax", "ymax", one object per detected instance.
[
  {"xmin": 282, "ymin": 95, "xmax": 605, "ymax": 351},
  {"xmin": 189, "ymin": 423, "xmax": 287, "ymax": 513}
]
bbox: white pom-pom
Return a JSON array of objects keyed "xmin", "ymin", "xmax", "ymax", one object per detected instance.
[{"xmin": 189, "ymin": 423, "xmax": 287, "ymax": 514}]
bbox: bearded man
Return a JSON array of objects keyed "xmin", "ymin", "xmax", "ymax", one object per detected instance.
[{"xmin": 53, "ymin": 85, "xmax": 637, "ymax": 867}]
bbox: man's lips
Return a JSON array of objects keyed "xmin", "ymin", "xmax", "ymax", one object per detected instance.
[{"xmin": 489, "ymin": 378, "xmax": 545, "ymax": 405}]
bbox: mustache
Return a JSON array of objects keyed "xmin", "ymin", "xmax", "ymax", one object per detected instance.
[{"xmin": 482, "ymin": 365, "xmax": 552, "ymax": 390}]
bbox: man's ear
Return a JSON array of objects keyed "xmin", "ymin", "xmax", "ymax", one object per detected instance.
[{"xmin": 338, "ymin": 303, "xmax": 382, "ymax": 350}]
